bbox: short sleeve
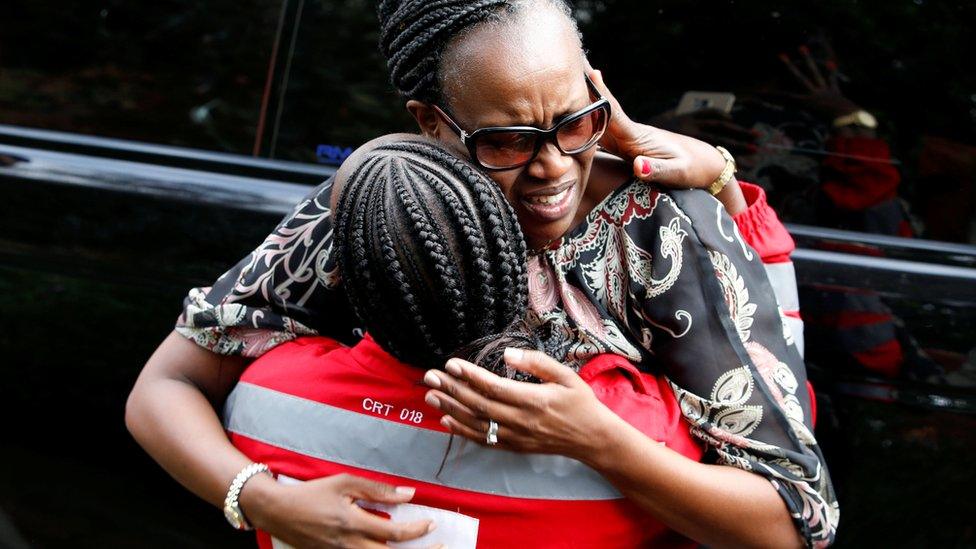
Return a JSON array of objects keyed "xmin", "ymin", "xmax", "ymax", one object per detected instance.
[
  {"xmin": 175, "ymin": 177, "xmax": 358, "ymax": 357},
  {"xmin": 627, "ymin": 187, "xmax": 838, "ymax": 547}
]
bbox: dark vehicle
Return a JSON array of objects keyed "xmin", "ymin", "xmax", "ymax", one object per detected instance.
[{"xmin": 2, "ymin": 1, "xmax": 974, "ymax": 547}]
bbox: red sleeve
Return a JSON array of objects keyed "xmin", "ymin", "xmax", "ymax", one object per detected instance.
[
  {"xmin": 821, "ymin": 136, "xmax": 901, "ymax": 211},
  {"xmin": 732, "ymin": 181, "xmax": 795, "ymax": 264}
]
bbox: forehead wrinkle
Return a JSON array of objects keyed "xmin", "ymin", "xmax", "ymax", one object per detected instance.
[
  {"xmin": 449, "ymin": 37, "xmax": 584, "ymax": 128},
  {"xmin": 440, "ymin": 1, "xmax": 584, "ymax": 128}
]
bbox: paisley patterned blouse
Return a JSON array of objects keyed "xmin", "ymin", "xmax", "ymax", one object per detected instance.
[{"xmin": 177, "ymin": 177, "xmax": 838, "ymax": 547}]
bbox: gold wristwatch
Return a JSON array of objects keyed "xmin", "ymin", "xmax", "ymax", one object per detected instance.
[
  {"xmin": 707, "ymin": 146, "xmax": 737, "ymax": 196},
  {"xmin": 223, "ymin": 463, "xmax": 270, "ymax": 530}
]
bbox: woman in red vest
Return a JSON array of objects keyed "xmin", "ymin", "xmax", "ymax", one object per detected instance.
[{"xmin": 224, "ymin": 137, "xmax": 705, "ymax": 548}]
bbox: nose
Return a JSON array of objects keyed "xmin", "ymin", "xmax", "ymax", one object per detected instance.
[{"xmin": 525, "ymin": 140, "xmax": 574, "ymax": 181}]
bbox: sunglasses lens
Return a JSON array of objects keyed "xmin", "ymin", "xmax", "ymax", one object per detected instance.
[
  {"xmin": 557, "ymin": 105, "xmax": 608, "ymax": 153},
  {"xmin": 475, "ymin": 131, "xmax": 537, "ymax": 169}
]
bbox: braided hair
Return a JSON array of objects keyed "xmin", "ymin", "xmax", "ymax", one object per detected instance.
[
  {"xmin": 377, "ymin": 0, "xmax": 578, "ymax": 104},
  {"xmin": 334, "ymin": 139, "xmax": 535, "ymax": 371}
]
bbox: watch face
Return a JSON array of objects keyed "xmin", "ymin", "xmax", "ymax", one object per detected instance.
[{"xmin": 224, "ymin": 506, "xmax": 244, "ymax": 529}]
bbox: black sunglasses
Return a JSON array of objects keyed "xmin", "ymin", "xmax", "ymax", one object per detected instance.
[{"xmin": 433, "ymin": 75, "xmax": 611, "ymax": 171}]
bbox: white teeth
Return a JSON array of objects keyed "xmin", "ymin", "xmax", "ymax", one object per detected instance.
[{"xmin": 527, "ymin": 188, "xmax": 569, "ymax": 205}]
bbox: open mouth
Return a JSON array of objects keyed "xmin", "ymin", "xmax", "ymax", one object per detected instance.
[{"xmin": 520, "ymin": 180, "xmax": 577, "ymax": 222}]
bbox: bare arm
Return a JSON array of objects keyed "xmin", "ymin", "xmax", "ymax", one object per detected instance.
[
  {"xmin": 424, "ymin": 350, "xmax": 801, "ymax": 548},
  {"xmin": 125, "ymin": 331, "xmax": 433, "ymax": 548},
  {"xmin": 589, "ymin": 400, "xmax": 801, "ymax": 549},
  {"xmin": 125, "ymin": 331, "xmax": 252, "ymax": 507}
]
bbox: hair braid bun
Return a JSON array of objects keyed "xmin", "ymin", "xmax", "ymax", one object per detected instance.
[{"xmin": 335, "ymin": 138, "xmax": 529, "ymax": 370}]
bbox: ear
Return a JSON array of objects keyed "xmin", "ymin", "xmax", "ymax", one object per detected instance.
[{"xmin": 407, "ymin": 100, "xmax": 441, "ymax": 138}]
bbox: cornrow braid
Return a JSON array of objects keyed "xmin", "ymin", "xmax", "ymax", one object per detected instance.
[
  {"xmin": 335, "ymin": 139, "xmax": 530, "ymax": 370},
  {"xmin": 376, "ymin": 0, "xmax": 578, "ymax": 104},
  {"xmin": 390, "ymin": 141, "xmax": 528, "ymax": 332}
]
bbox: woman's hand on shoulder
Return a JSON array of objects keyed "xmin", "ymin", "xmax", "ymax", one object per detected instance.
[
  {"xmin": 423, "ymin": 348, "xmax": 620, "ymax": 460},
  {"xmin": 587, "ymin": 63, "xmax": 726, "ymax": 190},
  {"xmin": 242, "ymin": 473, "xmax": 435, "ymax": 548}
]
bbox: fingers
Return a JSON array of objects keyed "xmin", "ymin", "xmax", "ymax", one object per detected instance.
[
  {"xmin": 430, "ymin": 390, "xmax": 511, "ymax": 443},
  {"xmin": 633, "ymin": 156, "xmax": 682, "ymax": 184},
  {"xmin": 342, "ymin": 476, "xmax": 417, "ymax": 504},
  {"xmin": 350, "ymin": 505, "xmax": 435, "ymax": 544},
  {"xmin": 426, "ymin": 389, "xmax": 490, "ymax": 428},
  {"xmin": 502, "ymin": 348, "xmax": 580, "ymax": 386},
  {"xmin": 444, "ymin": 358, "xmax": 541, "ymax": 404},
  {"xmin": 825, "ymin": 59, "xmax": 841, "ymax": 92},
  {"xmin": 423, "ymin": 369, "xmax": 525, "ymax": 424},
  {"xmin": 440, "ymin": 414, "xmax": 516, "ymax": 450},
  {"xmin": 586, "ymin": 66, "xmax": 633, "ymax": 127},
  {"xmin": 798, "ymin": 45, "xmax": 827, "ymax": 89},
  {"xmin": 778, "ymin": 52, "xmax": 816, "ymax": 92}
]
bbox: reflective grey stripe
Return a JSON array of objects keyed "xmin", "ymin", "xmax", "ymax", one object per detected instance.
[
  {"xmin": 224, "ymin": 383, "xmax": 622, "ymax": 501},
  {"xmin": 764, "ymin": 262, "xmax": 800, "ymax": 313},
  {"xmin": 785, "ymin": 316, "xmax": 805, "ymax": 358}
]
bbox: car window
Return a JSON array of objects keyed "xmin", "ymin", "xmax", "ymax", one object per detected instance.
[
  {"xmin": 251, "ymin": 0, "xmax": 413, "ymax": 165},
  {"xmin": 0, "ymin": 0, "xmax": 283, "ymax": 155},
  {"xmin": 572, "ymin": 0, "xmax": 976, "ymax": 245}
]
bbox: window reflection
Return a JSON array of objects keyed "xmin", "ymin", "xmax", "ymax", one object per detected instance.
[
  {"xmin": 577, "ymin": 0, "xmax": 976, "ymax": 244},
  {"xmin": 0, "ymin": 0, "xmax": 283, "ymax": 154}
]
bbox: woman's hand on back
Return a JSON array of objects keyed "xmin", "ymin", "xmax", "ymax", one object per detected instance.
[
  {"xmin": 586, "ymin": 63, "xmax": 727, "ymax": 190},
  {"xmin": 244, "ymin": 473, "xmax": 436, "ymax": 549},
  {"xmin": 423, "ymin": 348, "xmax": 620, "ymax": 460}
]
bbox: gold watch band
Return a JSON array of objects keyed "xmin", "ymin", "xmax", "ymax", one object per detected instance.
[
  {"xmin": 707, "ymin": 146, "xmax": 737, "ymax": 196},
  {"xmin": 223, "ymin": 462, "xmax": 271, "ymax": 530},
  {"xmin": 832, "ymin": 110, "xmax": 877, "ymax": 129}
]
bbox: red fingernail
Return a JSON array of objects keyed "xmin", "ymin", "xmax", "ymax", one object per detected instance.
[
  {"xmin": 798, "ymin": 45, "xmax": 810, "ymax": 55},
  {"xmin": 747, "ymin": 143, "xmax": 759, "ymax": 153},
  {"xmin": 640, "ymin": 158, "xmax": 652, "ymax": 176},
  {"xmin": 825, "ymin": 60, "xmax": 838, "ymax": 71},
  {"xmin": 778, "ymin": 52, "xmax": 790, "ymax": 62}
]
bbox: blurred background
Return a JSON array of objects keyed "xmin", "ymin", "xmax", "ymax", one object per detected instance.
[{"xmin": 1, "ymin": 0, "xmax": 974, "ymax": 547}]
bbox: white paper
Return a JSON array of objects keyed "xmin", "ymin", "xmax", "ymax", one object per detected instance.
[{"xmin": 271, "ymin": 475, "xmax": 479, "ymax": 549}]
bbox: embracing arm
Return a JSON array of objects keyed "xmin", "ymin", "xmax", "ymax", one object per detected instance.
[
  {"xmin": 126, "ymin": 332, "xmax": 431, "ymax": 547},
  {"xmin": 426, "ymin": 351, "xmax": 800, "ymax": 548},
  {"xmin": 585, "ymin": 393, "xmax": 802, "ymax": 548},
  {"xmin": 598, "ymin": 438, "xmax": 801, "ymax": 548},
  {"xmin": 424, "ymin": 351, "xmax": 801, "ymax": 549},
  {"xmin": 126, "ymin": 331, "xmax": 251, "ymax": 507},
  {"xmin": 126, "ymin": 175, "xmax": 433, "ymax": 547}
]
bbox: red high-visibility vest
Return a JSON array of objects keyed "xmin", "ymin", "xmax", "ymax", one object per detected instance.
[{"xmin": 226, "ymin": 335, "xmax": 703, "ymax": 548}]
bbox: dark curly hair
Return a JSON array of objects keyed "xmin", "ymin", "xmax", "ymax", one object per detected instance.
[
  {"xmin": 376, "ymin": 0, "xmax": 579, "ymax": 104},
  {"xmin": 334, "ymin": 138, "xmax": 538, "ymax": 372}
]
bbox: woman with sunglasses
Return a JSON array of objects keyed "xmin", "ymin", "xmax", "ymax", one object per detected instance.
[
  {"xmin": 223, "ymin": 136, "xmax": 709, "ymax": 548},
  {"xmin": 127, "ymin": 1, "xmax": 835, "ymax": 547}
]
